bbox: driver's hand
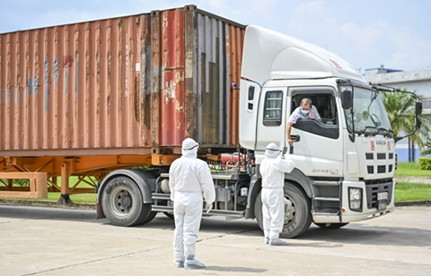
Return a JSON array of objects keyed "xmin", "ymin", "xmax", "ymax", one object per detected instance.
[{"xmin": 287, "ymin": 139, "xmax": 294, "ymax": 146}]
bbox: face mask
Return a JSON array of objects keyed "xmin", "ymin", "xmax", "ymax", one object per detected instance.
[{"xmin": 301, "ymin": 109, "xmax": 310, "ymax": 115}]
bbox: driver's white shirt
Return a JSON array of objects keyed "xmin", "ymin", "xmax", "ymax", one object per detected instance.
[{"xmin": 288, "ymin": 105, "xmax": 321, "ymax": 124}]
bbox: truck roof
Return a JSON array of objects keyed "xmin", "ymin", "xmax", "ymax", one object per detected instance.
[{"xmin": 241, "ymin": 25, "xmax": 366, "ymax": 85}]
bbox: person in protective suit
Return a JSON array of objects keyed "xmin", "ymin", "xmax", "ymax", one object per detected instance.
[
  {"xmin": 169, "ymin": 138, "xmax": 215, "ymax": 269},
  {"xmin": 259, "ymin": 142, "xmax": 295, "ymax": 246}
]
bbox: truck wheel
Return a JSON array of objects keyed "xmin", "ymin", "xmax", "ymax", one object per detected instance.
[
  {"xmin": 254, "ymin": 194, "xmax": 264, "ymax": 231},
  {"xmin": 102, "ymin": 176, "xmax": 152, "ymax": 226},
  {"xmin": 254, "ymin": 184, "xmax": 312, "ymax": 238},
  {"xmin": 141, "ymin": 209, "xmax": 157, "ymax": 224},
  {"xmin": 315, "ymin": 223, "xmax": 349, "ymax": 229}
]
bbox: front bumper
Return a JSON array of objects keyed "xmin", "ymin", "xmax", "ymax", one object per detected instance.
[{"xmin": 312, "ymin": 178, "xmax": 395, "ymax": 224}]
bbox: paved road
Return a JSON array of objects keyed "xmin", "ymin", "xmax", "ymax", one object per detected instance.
[{"xmin": 0, "ymin": 205, "xmax": 430, "ymax": 276}]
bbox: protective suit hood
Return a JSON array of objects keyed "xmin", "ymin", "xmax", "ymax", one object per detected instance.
[
  {"xmin": 265, "ymin": 143, "xmax": 280, "ymax": 159},
  {"xmin": 182, "ymin": 138, "xmax": 199, "ymax": 157}
]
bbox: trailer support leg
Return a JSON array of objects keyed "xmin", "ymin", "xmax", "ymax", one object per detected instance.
[{"xmin": 58, "ymin": 161, "xmax": 73, "ymax": 204}]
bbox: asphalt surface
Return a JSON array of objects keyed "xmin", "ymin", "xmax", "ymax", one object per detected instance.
[{"xmin": 0, "ymin": 204, "xmax": 430, "ymax": 276}]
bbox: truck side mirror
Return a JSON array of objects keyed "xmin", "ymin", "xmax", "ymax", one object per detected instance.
[
  {"xmin": 340, "ymin": 90, "xmax": 352, "ymax": 109},
  {"xmin": 415, "ymin": 101, "xmax": 422, "ymax": 115}
]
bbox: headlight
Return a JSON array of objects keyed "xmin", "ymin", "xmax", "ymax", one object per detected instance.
[{"xmin": 349, "ymin": 187, "xmax": 362, "ymax": 212}]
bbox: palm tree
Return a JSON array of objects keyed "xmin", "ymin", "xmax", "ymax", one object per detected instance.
[
  {"xmin": 381, "ymin": 90, "xmax": 430, "ymax": 157},
  {"xmin": 421, "ymin": 140, "xmax": 431, "ymax": 156},
  {"xmin": 381, "ymin": 91, "xmax": 415, "ymax": 137}
]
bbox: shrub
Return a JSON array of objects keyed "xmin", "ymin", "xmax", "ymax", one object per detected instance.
[{"xmin": 418, "ymin": 157, "xmax": 431, "ymax": 170}]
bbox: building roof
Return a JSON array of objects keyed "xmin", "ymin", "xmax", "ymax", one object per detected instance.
[{"xmin": 365, "ymin": 68, "xmax": 431, "ymax": 84}]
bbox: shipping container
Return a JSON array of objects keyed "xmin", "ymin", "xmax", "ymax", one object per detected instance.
[
  {"xmin": 0, "ymin": 5, "xmax": 245, "ymax": 198},
  {"xmin": 0, "ymin": 5, "xmax": 245, "ymax": 157}
]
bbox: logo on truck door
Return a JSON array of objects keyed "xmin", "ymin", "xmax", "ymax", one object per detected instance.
[{"xmin": 312, "ymin": 169, "xmax": 339, "ymax": 176}]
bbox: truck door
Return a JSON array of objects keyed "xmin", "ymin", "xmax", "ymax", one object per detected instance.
[
  {"xmin": 289, "ymin": 87, "xmax": 343, "ymax": 176},
  {"xmin": 255, "ymin": 88, "xmax": 287, "ymax": 150}
]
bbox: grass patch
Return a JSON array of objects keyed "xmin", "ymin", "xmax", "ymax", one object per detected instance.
[
  {"xmin": 395, "ymin": 182, "xmax": 431, "ymax": 202},
  {"xmin": 395, "ymin": 162, "xmax": 431, "ymax": 177},
  {"xmin": 58, "ymin": 193, "xmax": 97, "ymax": 203}
]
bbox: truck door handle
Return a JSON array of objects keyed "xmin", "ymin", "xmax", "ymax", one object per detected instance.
[{"xmin": 291, "ymin": 135, "xmax": 300, "ymax": 142}]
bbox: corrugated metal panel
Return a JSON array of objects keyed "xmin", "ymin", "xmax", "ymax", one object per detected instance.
[
  {"xmin": 150, "ymin": 10, "xmax": 161, "ymax": 149},
  {"xmin": 183, "ymin": 6, "xmax": 199, "ymax": 141},
  {"xmin": 193, "ymin": 10, "xmax": 245, "ymax": 147},
  {"xmin": 227, "ymin": 25, "xmax": 245, "ymax": 146},
  {"xmin": 159, "ymin": 8, "xmax": 186, "ymax": 146},
  {"xmin": 0, "ymin": 6, "xmax": 245, "ymax": 157},
  {"xmin": 197, "ymin": 14, "xmax": 221, "ymax": 145},
  {"xmin": 0, "ymin": 15, "xmax": 153, "ymax": 154}
]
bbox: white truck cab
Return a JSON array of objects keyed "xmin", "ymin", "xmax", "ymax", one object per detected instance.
[
  {"xmin": 240, "ymin": 25, "xmax": 398, "ymax": 236},
  {"xmin": 151, "ymin": 24, "xmax": 421, "ymax": 238}
]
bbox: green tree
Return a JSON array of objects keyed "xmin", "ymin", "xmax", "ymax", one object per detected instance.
[
  {"xmin": 381, "ymin": 90, "xmax": 430, "ymax": 149},
  {"xmin": 421, "ymin": 140, "xmax": 431, "ymax": 156}
]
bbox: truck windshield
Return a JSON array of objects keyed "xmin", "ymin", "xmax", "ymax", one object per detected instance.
[{"xmin": 341, "ymin": 86, "xmax": 393, "ymax": 137}]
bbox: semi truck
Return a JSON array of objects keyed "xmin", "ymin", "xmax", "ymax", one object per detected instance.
[{"xmin": 0, "ymin": 5, "xmax": 422, "ymax": 237}]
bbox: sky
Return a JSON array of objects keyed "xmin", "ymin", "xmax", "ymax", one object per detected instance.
[{"xmin": 1, "ymin": 0, "xmax": 430, "ymax": 73}]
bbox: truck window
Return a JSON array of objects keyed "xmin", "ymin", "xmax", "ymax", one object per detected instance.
[
  {"xmin": 290, "ymin": 88, "xmax": 339, "ymax": 139},
  {"xmin": 291, "ymin": 89, "xmax": 337, "ymax": 125},
  {"xmin": 263, "ymin": 90, "xmax": 283, "ymax": 126}
]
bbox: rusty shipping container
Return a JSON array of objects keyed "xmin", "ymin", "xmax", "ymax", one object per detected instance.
[{"xmin": 0, "ymin": 5, "xmax": 245, "ymax": 158}]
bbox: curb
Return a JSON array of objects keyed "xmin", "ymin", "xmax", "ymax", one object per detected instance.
[
  {"xmin": 0, "ymin": 199, "xmax": 96, "ymax": 210},
  {"xmin": 395, "ymin": 200, "xmax": 431, "ymax": 207}
]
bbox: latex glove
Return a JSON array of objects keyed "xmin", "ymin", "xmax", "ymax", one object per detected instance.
[{"xmin": 206, "ymin": 202, "xmax": 213, "ymax": 213}]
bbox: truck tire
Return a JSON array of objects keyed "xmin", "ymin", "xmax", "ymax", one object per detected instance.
[
  {"xmin": 254, "ymin": 184, "xmax": 312, "ymax": 238},
  {"xmin": 102, "ymin": 176, "xmax": 153, "ymax": 226},
  {"xmin": 315, "ymin": 223, "xmax": 349, "ymax": 229}
]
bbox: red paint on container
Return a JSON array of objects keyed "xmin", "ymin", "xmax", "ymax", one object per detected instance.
[{"xmin": 0, "ymin": 5, "xmax": 245, "ymax": 157}]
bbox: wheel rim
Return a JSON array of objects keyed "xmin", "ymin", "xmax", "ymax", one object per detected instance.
[
  {"xmin": 110, "ymin": 186, "xmax": 133, "ymax": 217},
  {"xmin": 284, "ymin": 196, "xmax": 295, "ymax": 225}
]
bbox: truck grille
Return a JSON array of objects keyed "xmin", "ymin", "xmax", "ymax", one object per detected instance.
[
  {"xmin": 365, "ymin": 179, "xmax": 393, "ymax": 209},
  {"xmin": 365, "ymin": 152, "xmax": 394, "ymax": 175}
]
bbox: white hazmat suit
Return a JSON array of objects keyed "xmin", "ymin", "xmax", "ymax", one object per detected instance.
[
  {"xmin": 259, "ymin": 143, "xmax": 295, "ymax": 245},
  {"xmin": 169, "ymin": 138, "xmax": 215, "ymax": 269}
]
